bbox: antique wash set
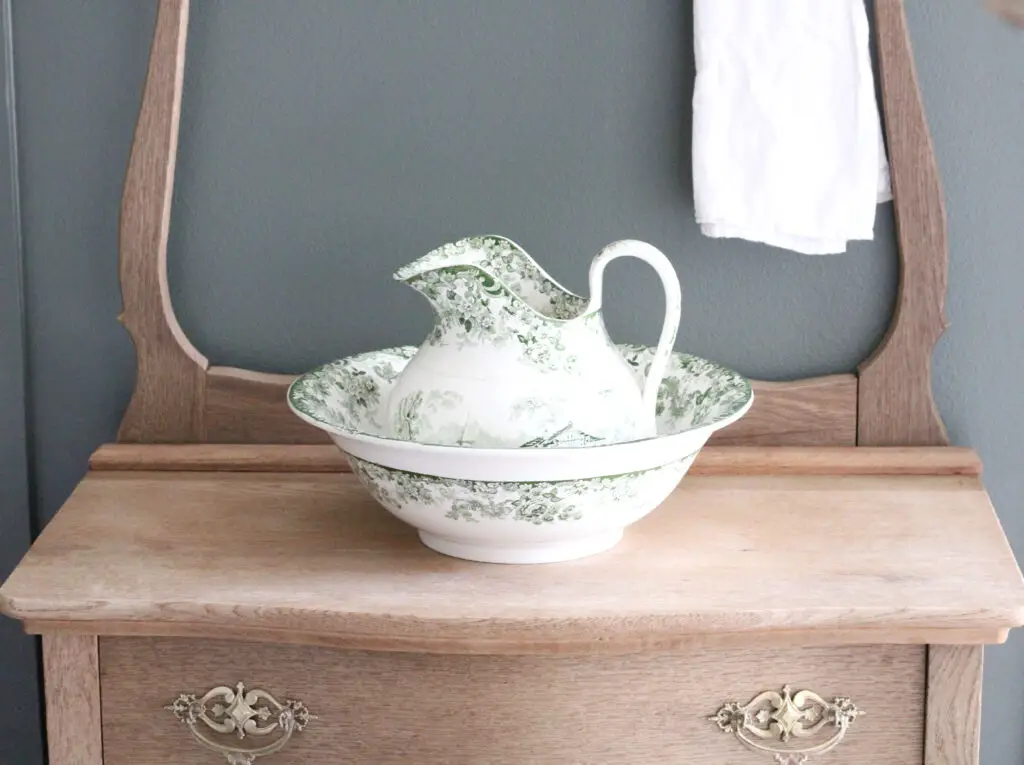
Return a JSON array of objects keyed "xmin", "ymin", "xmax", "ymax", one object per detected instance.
[
  {"xmin": 3, "ymin": 2, "xmax": 1024, "ymax": 765},
  {"xmin": 288, "ymin": 234, "xmax": 752, "ymax": 563}
]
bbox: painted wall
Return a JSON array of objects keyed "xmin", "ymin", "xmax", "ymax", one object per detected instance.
[
  {"xmin": 1, "ymin": 2, "xmax": 1021, "ymax": 762},
  {"xmin": 0, "ymin": 2, "xmax": 41, "ymax": 761}
]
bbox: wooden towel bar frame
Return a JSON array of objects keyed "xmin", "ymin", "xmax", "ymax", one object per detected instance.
[{"xmin": 114, "ymin": 0, "xmax": 949, "ymax": 450}]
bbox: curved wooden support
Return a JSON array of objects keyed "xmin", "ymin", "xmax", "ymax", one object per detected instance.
[
  {"xmin": 117, "ymin": 0, "xmax": 207, "ymax": 443},
  {"xmin": 114, "ymin": 0, "xmax": 862, "ymax": 454},
  {"xmin": 858, "ymin": 0, "xmax": 950, "ymax": 446},
  {"xmin": 113, "ymin": 0, "xmax": 945, "ymax": 449}
]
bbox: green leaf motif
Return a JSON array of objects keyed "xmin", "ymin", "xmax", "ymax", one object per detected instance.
[
  {"xmin": 348, "ymin": 457, "xmax": 685, "ymax": 525},
  {"xmin": 391, "ymin": 389, "xmax": 464, "ymax": 442}
]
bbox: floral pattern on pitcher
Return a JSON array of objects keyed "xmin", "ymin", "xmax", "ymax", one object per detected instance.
[
  {"xmin": 395, "ymin": 235, "xmax": 587, "ymax": 322},
  {"xmin": 402, "ymin": 263, "xmax": 599, "ymax": 373},
  {"xmin": 385, "ymin": 236, "xmax": 685, "ymax": 448}
]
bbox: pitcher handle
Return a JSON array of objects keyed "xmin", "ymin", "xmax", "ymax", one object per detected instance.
[{"xmin": 586, "ymin": 240, "xmax": 682, "ymax": 414}]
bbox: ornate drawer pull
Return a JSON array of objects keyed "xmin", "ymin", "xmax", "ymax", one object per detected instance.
[
  {"xmin": 166, "ymin": 682, "xmax": 315, "ymax": 765},
  {"xmin": 708, "ymin": 684, "xmax": 862, "ymax": 765}
]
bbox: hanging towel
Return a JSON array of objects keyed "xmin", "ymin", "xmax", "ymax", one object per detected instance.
[{"xmin": 692, "ymin": 0, "xmax": 892, "ymax": 255}]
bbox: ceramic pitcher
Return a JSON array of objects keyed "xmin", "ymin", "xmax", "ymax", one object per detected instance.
[{"xmin": 384, "ymin": 235, "xmax": 681, "ymax": 448}]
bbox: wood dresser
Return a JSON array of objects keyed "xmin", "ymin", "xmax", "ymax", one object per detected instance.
[{"xmin": 3, "ymin": 2, "xmax": 1024, "ymax": 764}]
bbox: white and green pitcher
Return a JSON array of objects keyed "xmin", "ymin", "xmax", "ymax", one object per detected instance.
[{"xmin": 384, "ymin": 235, "xmax": 682, "ymax": 449}]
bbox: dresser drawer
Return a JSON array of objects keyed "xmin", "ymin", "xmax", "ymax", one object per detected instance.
[{"xmin": 99, "ymin": 637, "xmax": 924, "ymax": 764}]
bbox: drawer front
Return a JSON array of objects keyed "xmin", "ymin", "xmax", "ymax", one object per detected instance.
[{"xmin": 100, "ymin": 637, "xmax": 924, "ymax": 764}]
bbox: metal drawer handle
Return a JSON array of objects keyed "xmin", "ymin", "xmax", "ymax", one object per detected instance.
[
  {"xmin": 708, "ymin": 684, "xmax": 862, "ymax": 765},
  {"xmin": 166, "ymin": 681, "xmax": 315, "ymax": 765}
]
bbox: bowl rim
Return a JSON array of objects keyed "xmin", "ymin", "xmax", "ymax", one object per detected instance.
[{"xmin": 286, "ymin": 345, "xmax": 754, "ymax": 459}]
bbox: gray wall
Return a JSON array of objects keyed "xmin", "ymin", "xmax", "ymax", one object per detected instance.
[
  {"xmin": 0, "ymin": 1, "xmax": 42, "ymax": 762},
  {"xmin": 1, "ymin": 2, "xmax": 1021, "ymax": 763}
]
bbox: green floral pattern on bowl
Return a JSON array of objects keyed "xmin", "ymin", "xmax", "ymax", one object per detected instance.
[
  {"xmin": 288, "ymin": 343, "xmax": 749, "ymax": 562},
  {"xmin": 288, "ymin": 344, "xmax": 752, "ymax": 444},
  {"xmin": 349, "ymin": 454, "xmax": 694, "ymax": 525}
]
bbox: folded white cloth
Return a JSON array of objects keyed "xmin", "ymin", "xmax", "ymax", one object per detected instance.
[{"xmin": 692, "ymin": 0, "xmax": 892, "ymax": 255}]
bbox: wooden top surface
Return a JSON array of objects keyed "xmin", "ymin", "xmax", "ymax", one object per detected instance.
[{"xmin": 3, "ymin": 446, "xmax": 1022, "ymax": 654}]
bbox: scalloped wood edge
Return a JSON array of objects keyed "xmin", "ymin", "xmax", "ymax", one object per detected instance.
[{"xmin": 115, "ymin": 0, "xmax": 947, "ymax": 449}]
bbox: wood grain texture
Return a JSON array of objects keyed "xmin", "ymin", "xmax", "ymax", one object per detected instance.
[
  {"xmin": 4, "ymin": 471, "xmax": 1023, "ymax": 653},
  {"xmin": 925, "ymin": 645, "xmax": 983, "ymax": 765},
  {"xmin": 23, "ymin": 618, "xmax": 1007, "ymax": 655},
  {"xmin": 117, "ymin": 0, "xmax": 207, "ymax": 443},
  {"xmin": 42, "ymin": 634, "xmax": 103, "ymax": 765},
  {"xmin": 204, "ymin": 366, "xmax": 329, "ymax": 444},
  {"xmin": 91, "ymin": 442, "xmax": 346, "ymax": 472},
  {"xmin": 100, "ymin": 637, "xmax": 925, "ymax": 765},
  {"xmin": 711, "ymin": 375, "xmax": 857, "ymax": 446},
  {"xmin": 691, "ymin": 445, "xmax": 981, "ymax": 476},
  {"xmin": 858, "ymin": 0, "xmax": 950, "ymax": 447},
  {"xmin": 87, "ymin": 443, "xmax": 984, "ymax": 477}
]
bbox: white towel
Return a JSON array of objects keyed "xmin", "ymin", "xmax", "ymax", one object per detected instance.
[{"xmin": 692, "ymin": 0, "xmax": 892, "ymax": 255}]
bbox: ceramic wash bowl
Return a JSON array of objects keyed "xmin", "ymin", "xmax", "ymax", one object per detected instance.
[{"xmin": 288, "ymin": 344, "xmax": 752, "ymax": 563}]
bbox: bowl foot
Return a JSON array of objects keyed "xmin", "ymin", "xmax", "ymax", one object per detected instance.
[{"xmin": 418, "ymin": 529, "xmax": 624, "ymax": 564}]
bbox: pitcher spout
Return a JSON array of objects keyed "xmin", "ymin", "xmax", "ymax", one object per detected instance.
[
  {"xmin": 393, "ymin": 235, "xmax": 497, "ymax": 284},
  {"xmin": 395, "ymin": 235, "xmax": 590, "ymax": 324}
]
